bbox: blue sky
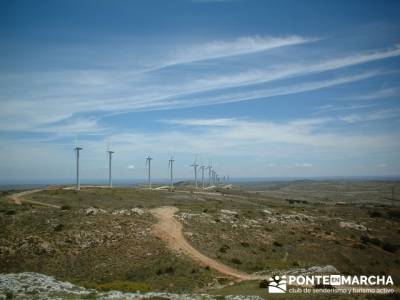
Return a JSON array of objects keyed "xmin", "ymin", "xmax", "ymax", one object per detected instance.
[{"xmin": 0, "ymin": 0, "xmax": 400, "ymax": 182}]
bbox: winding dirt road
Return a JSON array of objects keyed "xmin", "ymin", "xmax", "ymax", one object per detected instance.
[
  {"xmin": 8, "ymin": 189, "xmax": 60, "ymax": 208},
  {"xmin": 150, "ymin": 206, "xmax": 264, "ymax": 281}
]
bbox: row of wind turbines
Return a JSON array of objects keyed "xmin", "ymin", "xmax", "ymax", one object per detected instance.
[{"xmin": 74, "ymin": 146, "xmax": 228, "ymax": 191}]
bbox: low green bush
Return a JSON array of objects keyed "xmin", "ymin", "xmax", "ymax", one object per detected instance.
[
  {"xmin": 231, "ymin": 258, "xmax": 242, "ymax": 264},
  {"xmin": 381, "ymin": 242, "xmax": 400, "ymax": 253}
]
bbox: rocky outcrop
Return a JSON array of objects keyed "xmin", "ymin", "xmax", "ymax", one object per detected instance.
[
  {"xmin": 339, "ymin": 221, "xmax": 367, "ymax": 231},
  {"xmin": 0, "ymin": 272, "xmax": 265, "ymax": 300}
]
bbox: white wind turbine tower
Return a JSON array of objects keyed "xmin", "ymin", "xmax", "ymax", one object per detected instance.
[
  {"xmin": 107, "ymin": 146, "xmax": 114, "ymax": 188},
  {"xmin": 74, "ymin": 145, "xmax": 82, "ymax": 191},
  {"xmin": 145, "ymin": 155, "xmax": 153, "ymax": 189},
  {"xmin": 206, "ymin": 164, "xmax": 212, "ymax": 187},
  {"xmin": 200, "ymin": 164, "xmax": 206, "ymax": 189},
  {"xmin": 168, "ymin": 156, "xmax": 175, "ymax": 191},
  {"xmin": 191, "ymin": 156, "xmax": 199, "ymax": 189}
]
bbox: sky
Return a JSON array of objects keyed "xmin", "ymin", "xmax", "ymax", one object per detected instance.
[{"xmin": 0, "ymin": 0, "xmax": 400, "ymax": 182}]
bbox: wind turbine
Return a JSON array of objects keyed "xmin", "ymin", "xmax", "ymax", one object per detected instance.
[
  {"xmin": 107, "ymin": 147, "xmax": 114, "ymax": 188},
  {"xmin": 200, "ymin": 164, "xmax": 206, "ymax": 189},
  {"xmin": 74, "ymin": 145, "xmax": 82, "ymax": 191},
  {"xmin": 168, "ymin": 156, "xmax": 175, "ymax": 191},
  {"xmin": 145, "ymin": 156, "xmax": 153, "ymax": 189},
  {"xmin": 191, "ymin": 157, "xmax": 199, "ymax": 189},
  {"xmin": 206, "ymin": 165, "xmax": 212, "ymax": 187}
]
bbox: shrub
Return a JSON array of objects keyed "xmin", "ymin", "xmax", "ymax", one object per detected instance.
[
  {"xmin": 369, "ymin": 211, "xmax": 382, "ymax": 218},
  {"xmin": 219, "ymin": 244, "xmax": 230, "ymax": 253},
  {"xmin": 5, "ymin": 291, "xmax": 13, "ymax": 299},
  {"xmin": 387, "ymin": 210, "xmax": 400, "ymax": 219},
  {"xmin": 360, "ymin": 235, "xmax": 382, "ymax": 246},
  {"xmin": 273, "ymin": 241, "xmax": 283, "ymax": 247},
  {"xmin": 164, "ymin": 266, "xmax": 175, "ymax": 274},
  {"xmin": 381, "ymin": 242, "xmax": 400, "ymax": 253},
  {"xmin": 240, "ymin": 242, "xmax": 250, "ymax": 247},
  {"xmin": 231, "ymin": 258, "xmax": 242, "ymax": 264},
  {"xmin": 0, "ymin": 191, "xmax": 11, "ymax": 197},
  {"xmin": 54, "ymin": 224, "xmax": 64, "ymax": 232},
  {"xmin": 259, "ymin": 280, "xmax": 269, "ymax": 288},
  {"xmin": 156, "ymin": 266, "xmax": 175, "ymax": 275},
  {"xmin": 61, "ymin": 205, "xmax": 71, "ymax": 210},
  {"xmin": 354, "ymin": 243, "xmax": 366, "ymax": 250}
]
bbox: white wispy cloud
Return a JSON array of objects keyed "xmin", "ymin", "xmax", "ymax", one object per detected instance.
[
  {"xmin": 309, "ymin": 44, "xmax": 400, "ymax": 73},
  {"xmin": 0, "ymin": 70, "xmax": 384, "ymax": 132},
  {"xmin": 164, "ymin": 35, "xmax": 315, "ymax": 67},
  {"xmin": 352, "ymin": 87, "xmax": 400, "ymax": 100},
  {"xmin": 174, "ymin": 71, "xmax": 383, "ymax": 109},
  {"xmin": 131, "ymin": 117, "xmax": 398, "ymax": 154},
  {"xmin": 33, "ymin": 119, "xmax": 106, "ymax": 134},
  {"xmin": 1, "ymin": 38, "xmax": 399, "ymax": 134},
  {"xmin": 105, "ymin": 72, "xmax": 383, "ymax": 115},
  {"xmin": 313, "ymin": 103, "xmax": 376, "ymax": 114},
  {"xmin": 340, "ymin": 108, "xmax": 400, "ymax": 123},
  {"xmin": 173, "ymin": 44, "xmax": 400, "ymax": 94}
]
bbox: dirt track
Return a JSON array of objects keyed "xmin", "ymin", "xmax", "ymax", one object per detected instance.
[
  {"xmin": 150, "ymin": 206, "xmax": 263, "ymax": 281},
  {"xmin": 8, "ymin": 189, "xmax": 60, "ymax": 208}
]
